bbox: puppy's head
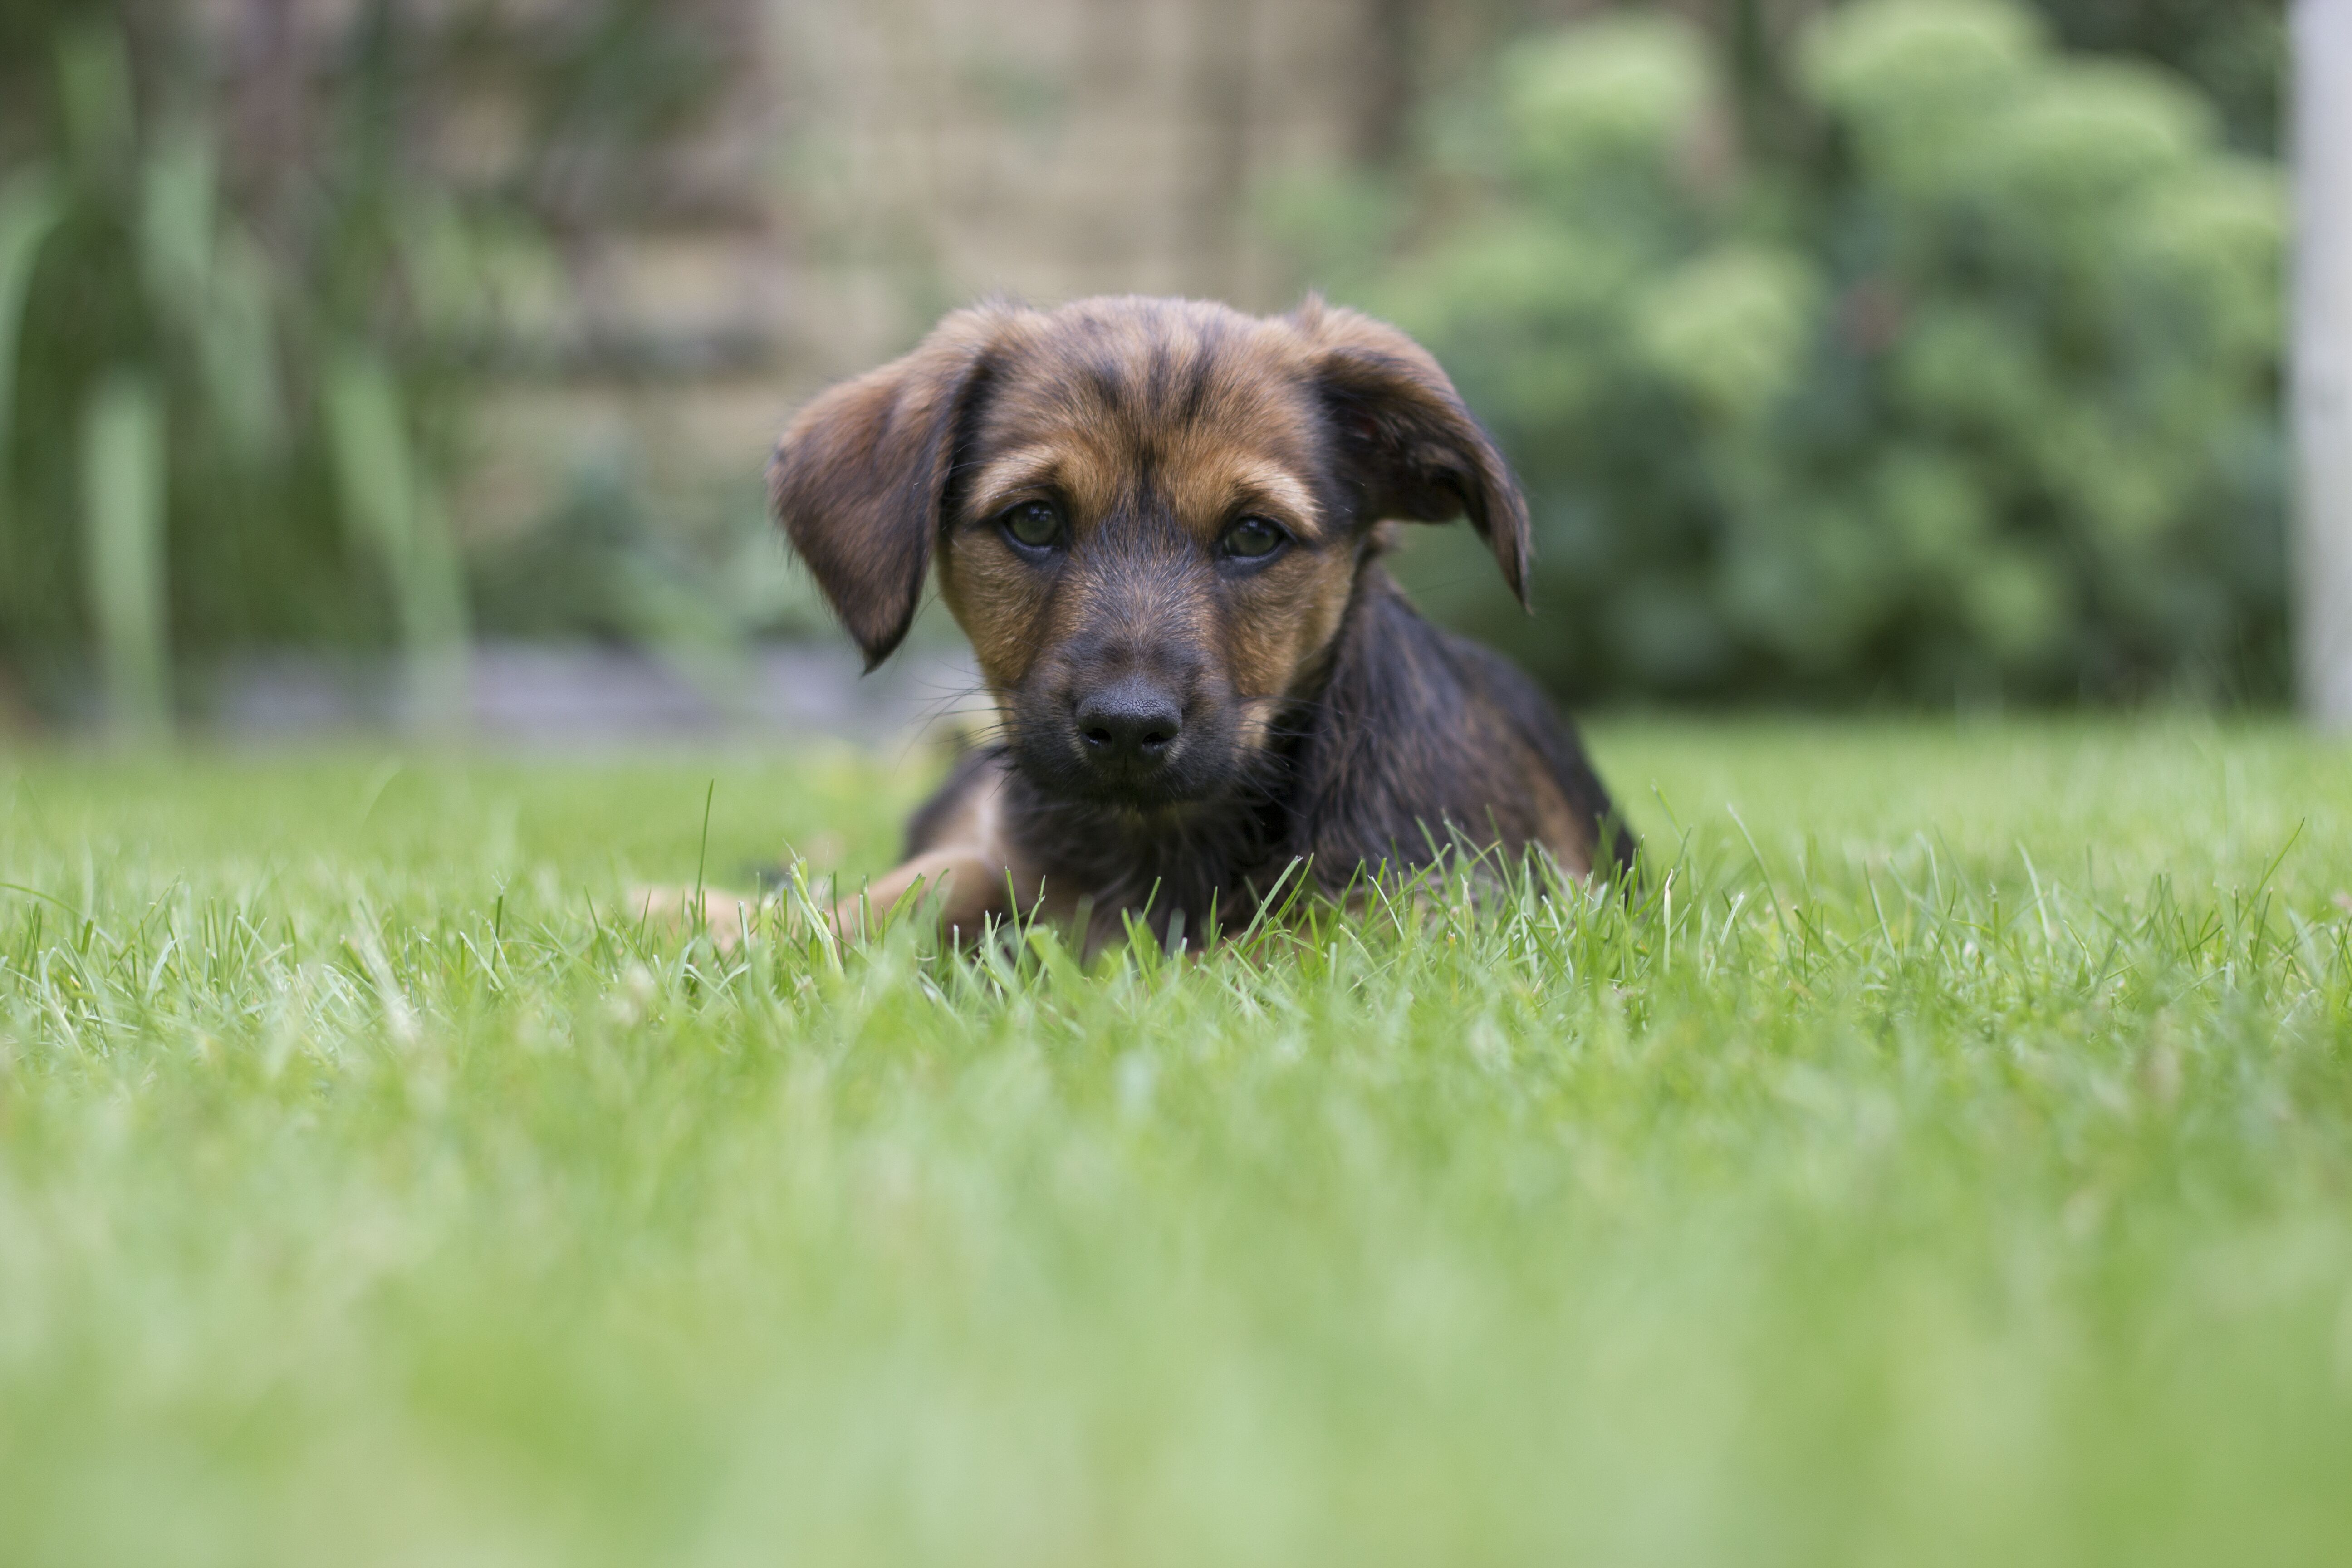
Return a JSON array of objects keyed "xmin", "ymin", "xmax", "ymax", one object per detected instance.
[{"xmin": 771, "ymin": 295, "xmax": 1529, "ymax": 810}]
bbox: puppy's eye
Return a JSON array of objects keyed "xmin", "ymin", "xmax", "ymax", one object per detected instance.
[
  {"xmin": 1220, "ymin": 516, "xmax": 1287, "ymax": 560},
  {"xmin": 1000, "ymin": 501, "xmax": 1064, "ymax": 550}
]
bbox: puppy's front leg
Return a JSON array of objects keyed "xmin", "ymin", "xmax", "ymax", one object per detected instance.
[
  {"xmin": 631, "ymin": 853, "xmax": 1009, "ymax": 949},
  {"xmin": 848, "ymin": 752, "xmax": 1032, "ymax": 941},
  {"xmin": 631, "ymin": 754, "xmax": 1030, "ymax": 947},
  {"xmin": 835, "ymin": 847, "xmax": 1014, "ymax": 940}
]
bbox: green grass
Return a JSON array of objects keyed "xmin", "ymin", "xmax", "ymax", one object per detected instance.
[{"xmin": 4, "ymin": 719, "xmax": 2351, "ymax": 1567}]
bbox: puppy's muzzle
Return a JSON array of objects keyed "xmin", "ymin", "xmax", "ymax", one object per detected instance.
[{"xmin": 1072, "ymin": 672, "xmax": 1185, "ymax": 782}]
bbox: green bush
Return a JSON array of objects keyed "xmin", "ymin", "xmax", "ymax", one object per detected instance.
[
  {"xmin": 1307, "ymin": 0, "xmax": 2286, "ymax": 704},
  {"xmin": 0, "ymin": 6, "xmax": 751, "ymax": 730},
  {"xmin": 0, "ymin": 19, "xmax": 518, "ymax": 728}
]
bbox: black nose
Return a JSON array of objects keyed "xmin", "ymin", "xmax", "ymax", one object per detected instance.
[{"xmin": 1074, "ymin": 676, "xmax": 1183, "ymax": 764}]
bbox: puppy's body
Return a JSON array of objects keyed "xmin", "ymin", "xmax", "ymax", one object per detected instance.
[
  {"xmin": 771, "ymin": 294, "xmax": 1630, "ymax": 943},
  {"xmin": 902, "ymin": 568, "xmax": 1625, "ymax": 944}
]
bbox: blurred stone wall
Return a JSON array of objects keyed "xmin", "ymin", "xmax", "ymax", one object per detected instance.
[
  {"xmin": 460, "ymin": 0, "xmax": 1595, "ymax": 551},
  {"xmin": 177, "ymin": 0, "xmax": 1622, "ymax": 553}
]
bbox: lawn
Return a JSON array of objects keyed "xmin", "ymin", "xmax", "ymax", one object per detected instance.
[{"xmin": 3, "ymin": 718, "xmax": 2350, "ymax": 1567}]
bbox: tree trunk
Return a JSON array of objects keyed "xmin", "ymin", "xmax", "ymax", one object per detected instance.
[{"xmin": 2295, "ymin": 0, "xmax": 2352, "ymax": 724}]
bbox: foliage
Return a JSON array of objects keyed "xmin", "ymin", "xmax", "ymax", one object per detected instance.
[
  {"xmin": 1304, "ymin": 0, "xmax": 2286, "ymax": 705},
  {"xmin": 0, "ymin": 15, "xmax": 507, "ymax": 728},
  {"xmin": 2, "ymin": 723, "xmax": 2350, "ymax": 1561},
  {"xmin": 0, "ymin": 2, "xmax": 753, "ymax": 728},
  {"xmin": 468, "ymin": 456, "xmax": 841, "ymax": 650},
  {"xmin": 2029, "ymin": 0, "xmax": 2286, "ymax": 154}
]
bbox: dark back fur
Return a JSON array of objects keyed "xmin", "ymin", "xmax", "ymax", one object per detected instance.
[
  {"xmin": 976, "ymin": 564, "xmax": 1632, "ymax": 944},
  {"xmin": 779, "ymin": 294, "xmax": 1632, "ymax": 944}
]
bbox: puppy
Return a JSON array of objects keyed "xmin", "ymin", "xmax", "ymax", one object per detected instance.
[{"xmin": 763, "ymin": 294, "xmax": 1628, "ymax": 947}]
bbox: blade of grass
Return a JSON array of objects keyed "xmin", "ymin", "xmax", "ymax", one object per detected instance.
[{"xmin": 80, "ymin": 368, "xmax": 171, "ymax": 739}]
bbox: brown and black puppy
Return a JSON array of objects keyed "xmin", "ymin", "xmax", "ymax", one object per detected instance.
[{"xmin": 776, "ymin": 294, "xmax": 1630, "ymax": 946}]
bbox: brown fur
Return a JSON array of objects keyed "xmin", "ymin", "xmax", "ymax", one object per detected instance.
[{"xmin": 770, "ymin": 294, "xmax": 1631, "ymax": 947}]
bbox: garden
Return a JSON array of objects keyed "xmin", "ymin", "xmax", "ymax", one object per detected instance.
[
  {"xmin": 3, "ymin": 1, "xmax": 2347, "ymax": 1562},
  {"xmin": 5, "ymin": 722, "xmax": 2350, "ymax": 1564}
]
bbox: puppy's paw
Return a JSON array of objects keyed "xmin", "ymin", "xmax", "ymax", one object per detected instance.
[{"xmin": 623, "ymin": 883, "xmax": 775, "ymax": 954}]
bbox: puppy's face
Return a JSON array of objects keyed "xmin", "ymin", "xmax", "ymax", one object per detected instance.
[
  {"xmin": 935, "ymin": 310, "xmax": 1363, "ymax": 807},
  {"xmin": 772, "ymin": 296, "xmax": 1530, "ymax": 813}
]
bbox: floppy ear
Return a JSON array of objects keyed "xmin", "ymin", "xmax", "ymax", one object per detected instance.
[
  {"xmin": 769, "ymin": 309, "xmax": 1007, "ymax": 668},
  {"xmin": 1294, "ymin": 299, "xmax": 1534, "ymax": 607}
]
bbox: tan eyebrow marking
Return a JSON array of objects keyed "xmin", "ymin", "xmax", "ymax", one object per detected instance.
[
  {"xmin": 1225, "ymin": 459, "xmax": 1321, "ymax": 537},
  {"xmin": 966, "ymin": 446, "xmax": 1064, "ymax": 516}
]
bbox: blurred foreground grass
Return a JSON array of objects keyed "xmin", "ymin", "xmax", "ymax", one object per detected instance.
[{"xmin": 3, "ymin": 719, "xmax": 2351, "ymax": 1567}]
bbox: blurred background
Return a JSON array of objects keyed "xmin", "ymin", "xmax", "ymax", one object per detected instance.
[{"xmin": 0, "ymin": 0, "xmax": 2290, "ymax": 735}]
